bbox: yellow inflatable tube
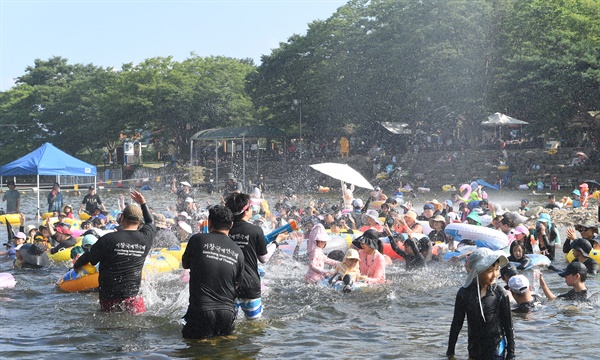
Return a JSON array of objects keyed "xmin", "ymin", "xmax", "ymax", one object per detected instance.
[
  {"xmin": 157, "ymin": 243, "xmax": 188, "ymax": 263},
  {"xmin": 566, "ymin": 248, "xmax": 600, "ymax": 264},
  {"xmin": 142, "ymin": 252, "xmax": 180, "ymax": 277},
  {"xmin": 57, "ymin": 263, "xmax": 99, "ymax": 292},
  {"xmin": 48, "ymin": 239, "xmax": 82, "ymax": 262},
  {"xmin": 0, "ymin": 214, "xmax": 21, "ymax": 225}
]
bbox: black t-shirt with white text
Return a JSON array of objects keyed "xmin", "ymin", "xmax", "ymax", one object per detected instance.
[{"xmin": 182, "ymin": 232, "xmax": 244, "ymax": 311}]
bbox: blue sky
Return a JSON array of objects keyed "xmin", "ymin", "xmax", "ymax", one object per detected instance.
[{"xmin": 0, "ymin": 0, "xmax": 346, "ymax": 91}]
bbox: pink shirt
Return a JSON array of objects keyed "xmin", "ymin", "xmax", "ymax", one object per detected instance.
[
  {"xmin": 305, "ymin": 247, "xmax": 338, "ymax": 283},
  {"xmin": 358, "ymin": 250, "xmax": 386, "ymax": 284}
]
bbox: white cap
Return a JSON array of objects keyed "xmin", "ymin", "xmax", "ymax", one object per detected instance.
[
  {"xmin": 185, "ymin": 197, "xmax": 194, "ymax": 203},
  {"xmin": 508, "ymin": 275, "xmax": 529, "ymax": 294}
]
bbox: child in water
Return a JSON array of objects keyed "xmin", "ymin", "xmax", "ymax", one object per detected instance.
[
  {"xmin": 304, "ymin": 226, "xmax": 339, "ymax": 283},
  {"xmin": 508, "ymin": 241, "xmax": 531, "ymax": 270},
  {"xmin": 447, "ymin": 248, "xmax": 515, "ymax": 360},
  {"xmin": 329, "ymin": 248, "xmax": 362, "ymax": 292}
]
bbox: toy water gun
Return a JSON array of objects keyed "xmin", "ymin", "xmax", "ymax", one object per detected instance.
[{"xmin": 265, "ymin": 220, "xmax": 298, "ymax": 244}]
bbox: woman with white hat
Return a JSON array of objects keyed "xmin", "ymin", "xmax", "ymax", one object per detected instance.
[{"xmin": 447, "ymin": 248, "xmax": 514, "ymax": 360}]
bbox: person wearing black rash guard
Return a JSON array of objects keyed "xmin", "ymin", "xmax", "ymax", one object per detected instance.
[
  {"xmin": 383, "ymin": 223, "xmax": 427, "ymax": 270},
  {"xmin": 224, "ymin": 193, "xmax": 288, "ymax": 320},
  {"xmin": 74, "ymin": 190, "xmax": 155, "ymax": 314},
  {"xmin": 181, "ymin": 205, "xmax": 245, "ymax": 339}
]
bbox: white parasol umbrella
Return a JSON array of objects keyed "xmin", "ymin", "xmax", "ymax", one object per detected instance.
[{"xmin": 309, "ymin": 163, "xmax": 374, "ymax": 190}]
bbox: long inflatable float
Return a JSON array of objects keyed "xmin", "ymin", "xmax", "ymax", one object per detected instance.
[{"xmin": 444, "ymin": 223, "xmax": 508, "ymax": 250}]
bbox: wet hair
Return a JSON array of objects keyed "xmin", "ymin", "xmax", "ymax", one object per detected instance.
[
  {"xmin": 209, "ymin": 205, "xmax": 234, "ymax": 230},
  {"xmin": 500, "ymin": 217, "xmax": 515, "ymax": 228},
  {"xmin": 509, "ymin": 241, "xmax": 525, "ymax": 258},
  {"xmin": 122, "ymin": 204, "xmax": 143, "ymax": 223},
  {"xmin": 327, "ymin": 250, "xmax": 345, "ymax": 262},
  {"xmin": 548, "ymin": 194, "xmax": 555, "ymax": 199},
  {"xmin": 493, "ymin": 215, "xmax": 504, "ymax": 222},
  {"xmin": 224, "ymin": 193, "xmax": 250, "ymax": 220},
  {"xmin": 377, "ymin": 239, "xmax": 384, "ymax": 254}
]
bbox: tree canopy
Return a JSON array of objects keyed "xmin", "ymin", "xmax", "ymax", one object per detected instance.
[{"xmin": 1, "ymin": 0, "xmax": 598, "ymax": 163}]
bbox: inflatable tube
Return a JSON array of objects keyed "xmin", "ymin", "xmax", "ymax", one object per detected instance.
[
  {"xmin": 319, "ymin": 278, "xmax": 372, "ymax": 292},
  {"xmin": 158, "ymin": 243, "xmax": 187, "ymax": 263},
  {"xmin": 477, "ymin": 179, "xmax": 499, "ymax": 190},
  {"xmin": 79, "ymin": 212, "xmax": 91, "ymax": 221},
  {"xmin": 518, "ymin": 184, "xmax": 529, "ymax": 190},
  {"xmin": 497, "ymin": 165, "xmax": 509, "ymax": 171},
  {"xmin": 0, "ymin": 272, "xmax": 16, "ymax": 289},
  {"xmin": 418, "ymin": 221, "xmax": 433, "ymax": 235},
  {"xmin": 417, "ymin": 187, "xmax": 431, "ymax": 193},
  {"xmin": 41, "ymin": 212, "xmax": 54, "ymax": 219},
  {"xmin": 444, "ymin": 223, "xmax": 508, "ymax": 250},
  {"xmin": 0, "ymin": 214, "xmax": 21, "ymax": 226},
  {"xmin": 510, "ymin": 254, "xmax": 551, "ymax": 270},
  {"xmin": 566, "ymin": 248, "xmax": 600, "ymax": 264},
  {"xmin": 370, "ymin": 200, "xmax": 385, "ymax": 210},
  {"xmin": 48, "ymin": 239, "xmax": 83, "ymax": 262},
  {"xmin": 442, "ymin": 185, "xmax": 456, "ymax": 192},
  {"xmin": 380, "ymin": 233, "xmax": 430, "ymax": 260},
  {"xmin": 62, "ymin": 217, "xmax": 81, "ymax": 229},
  {"xmin": 56, "ymin": 264, "xmax": 99, "ymax": 292},
  {"xmin": 143, "ymin": 252, "xmax": 180, "ymax": 275},
  {"xmin": 317, "ymin": 187, "xmax": 330, "ymax": 193},
  {"xmin": 325, "ymin": 229, "xmax": 357, "ymax": 247}
]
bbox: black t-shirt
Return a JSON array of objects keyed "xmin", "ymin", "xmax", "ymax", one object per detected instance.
[
  {"xmin": 557, "ymin": 289, "xmax": 588, "ymax": 302},
  {"xmin": 82, "ymin": 194, "xmax": 103, "ymax": 213},
  {"xmin": 228, "ymin": 220, "xmax": 268, "ymax": 299},
  {"xmin": 182, "ymin": 232, "xmax": 244, "ymax": 312},
  {"xmin": 73, "ymin": 204, "xmax": 155, "ymax": 300}
]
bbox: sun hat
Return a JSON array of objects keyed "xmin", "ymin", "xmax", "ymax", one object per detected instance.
[
  {"xmin": 575, "ymin": 221, "xmax": 598, "ymax": 234},
  {"xmin": 179, "ymin": 211, "xmax": 192, "ymax": 220},
  {"xmin": 226, "ymin": 173, "xmax": 236, "ymax": 181},
  {"xmin": 571, "ymin": 238, "xmax": 592, "ymax": 258},
  {"xmin": 508, "ymin": 275, "xmax": 530, "ymax": 294},
  {"xmin": 362, "ymin": 209, "xmax": 383, "ymax": 225},
  {"xmin": 81, "ymin": 234, "xmax": 98, "ymax": 250},
  {"xmin": 25, "ymin": 225, "xmax": 37, "ymax": 234},
  {"xmin": 178, "ymin": 221, "xmax": 192, "ymax": 234},
  {"xmin": 352, "ymin": 229, "xmax": 380, "ymax": 251},
  {"xmin": 463, "ymin": 247, "xmax": 508, "ymax": 288},
  {"xmin": 18, "ymin": 243, "xmax": 50, "ymax": 268},
  {"xmin": 404, "ymin": 211, "xmax": 418, "ymax": 221},
  {"xmin": 558, "ymin": 262, "xmax": 587, "ymax": 278},
  {"xmin": 429, "ymin": 214, "xmax": 446, "ymax": 228},
  {"xmin": 180, "ymin": 181, "xmax": 192, "ymax": 187},
  {"xmin": 154, "ymin": 213, "xmax": 168, "ymax": 229},
  {"xmin": 511, "ymin": 225, "xmax": 530, "ymax": 236},
  {"xmin": 466, "ymin": 211, "xmax": 481, "ymax": 225},
  {"xmin": 499, "ymin": 262, "xmax": 518, "ymax": 278},
  {"xmin": 345, "ymin": 248, "xmax": 360, "ymax": 260},
  {"xmin": 572, "ymin": 189, "xmax": 581, "ymax": 196}
]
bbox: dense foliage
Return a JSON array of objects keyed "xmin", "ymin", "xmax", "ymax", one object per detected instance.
[{"xmin": 1, "ymin": 0, "xmax": 598, "ymax": 163}]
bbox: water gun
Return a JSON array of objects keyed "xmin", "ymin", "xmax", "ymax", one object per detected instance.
[{"xmin": 265, "ymin": 220, "xmax": 298, "ymax": 244}]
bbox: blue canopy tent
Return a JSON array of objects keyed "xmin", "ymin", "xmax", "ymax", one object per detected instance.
[{"xmin": 0, "ymin": 143, "xmax": 97, "ymax": 218}]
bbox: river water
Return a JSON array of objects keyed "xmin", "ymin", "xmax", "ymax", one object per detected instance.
[{"xmin": 0, "ymin": 188, "xmax": 598, "ymax": 360}]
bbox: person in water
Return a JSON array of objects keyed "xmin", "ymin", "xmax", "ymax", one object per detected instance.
[
  {"xmin": 181, "ymin": 205, "xmax": 245, "ymax": 339},
  {"xmin": 568, "ymin": 238, "xmax": 598, "ymax": 275},
  {"xmin": 383, "ymin": 223, "xmax": 428, "ymax": 270},
  {"xmin": 225, "ymin": 193, "xmax": 288, "ymax": 320},
  {"xmin": 73, "ymin": 190, "xmax": 155, "ymax": 314},
  {"xmin": 447, "ymin": 248, "xmax": 515, "ymax": 360},
  {"xmin": 508, "ymin": 241, "xmax": 531, "ymax": 270},
  {"xmin": 539, "ymin": 262, "xmax": 589, "ymax": 302},
  {"xmin": 508, "ymin": 275, "xmax": 542, "ymax": 313},
  {"xmin": 304, "ymin": 226, "xmax": 338, "ymax": 283},
  {"xmin": 352, "ymin": 230, "xmax": 386, "ymax": 284},
  {"xmin": 329, "ymin": 248, "xmax": 362, "ymax": 292}
]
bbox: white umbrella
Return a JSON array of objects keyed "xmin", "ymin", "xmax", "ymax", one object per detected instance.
[
  {"xmin": 481, "ymin": 112, "xmax": 529, "ymax": 127},
  {"xmin": 309, "ymin": 163, "xmax": 374, "ymax": 190}
]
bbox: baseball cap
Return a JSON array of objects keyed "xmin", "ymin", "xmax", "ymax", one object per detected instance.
[
  {"xmin": 508, "ymin": 275, "xmax": 530, "ymax": 294},
  {"xmin": 423, "ymin": 203, "xmax": 435, "ymax": 210},
  {"xmin": 558, "ymin": 262, "xmax": 587, "ymax": 278},
  {"xmin": 500, "ymin": 262, "xmax": 518, "ymax": 278},
  {"xmin": 511, "ymin": 225, "xmax": 530, "ymax": 236}
]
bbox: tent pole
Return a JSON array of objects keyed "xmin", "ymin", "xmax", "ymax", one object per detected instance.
[
  {"xmin": 231, "ymin": 140, "xmax": 234, "ymax": 174},
  {"xmin": 256, "ymin": 139, "xmax": 259, "ymax": 178},
  {"xmin": 242, "ymin": 136, "xmax": 246, "ymax": 190},
  {"xmin": 37, "ymin": 175, "xmax": 40, "ymax": 221},
  {"xmin": 215, "ymin": 140, "xmax": 219, "ymax": 187},
  {"xmin": 190, "ymin": 140, "xmax": 194, "ymax": 187}
]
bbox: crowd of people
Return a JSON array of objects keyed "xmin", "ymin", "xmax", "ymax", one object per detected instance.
[{"xmin": 1, "ymin": 173, "xmax": 598, "ymax": 358}]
